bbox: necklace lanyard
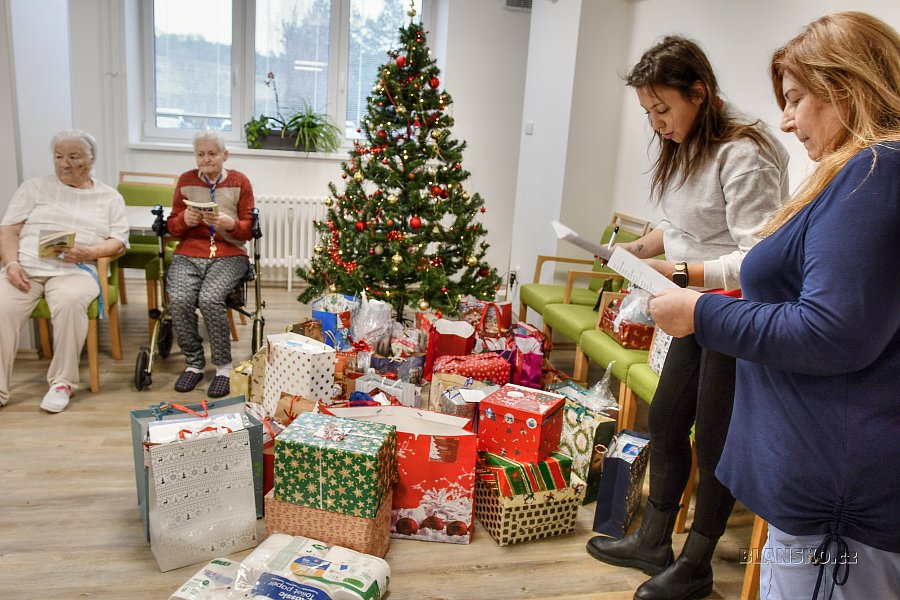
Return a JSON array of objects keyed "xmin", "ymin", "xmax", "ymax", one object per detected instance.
[{"xmin": 202, "ymin": 173, "xmax": 223, "ymax": 257}]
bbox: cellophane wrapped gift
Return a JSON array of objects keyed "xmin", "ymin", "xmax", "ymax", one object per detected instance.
[
  {"xmin": 324, "ymin": 406, "xmax": 478, "ymax": 544},
  {"xmin": 262, "ymin": 333, "xmax": 336, "ymax": 417},
  {"xmin": 148, "ymin": 422, "xmax": 260, "ymax": 571},
  {"xmin": 274, "ymin": 412, "xmax": 397, "ymax": 519},
  {"xmin": 170, "ymin": 534, "xmax": 392, "ymax": 600},
  {"xmin": 474, "ymin": 472, "xmax": 586, "ymax": 546},
  {"xmin": 600, "ymin": 305, "xmax": 655, "ymax": 350},
  {"xmin": 432, "ymin": 353, "xmax": 511, "ymax": 386},
  {"xmin": 264, "ymin": 489, "xmax": 392, "ymax": 557},
  {"xmin": 477, "ymin": 384, "xmax": 566, "ymax": 464}
]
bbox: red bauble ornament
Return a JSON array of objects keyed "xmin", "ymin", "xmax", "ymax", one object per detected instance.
[
  {"xmin": 440, "ymin": 189, "xmax": 448, "ymax": 199},
  {"xmin": 355, "ymin": 220, "xmax": 365, "ymax": 232},
  {"xmin": 478, "ymin": 267, "xmax": 490, "ymax": 277},
  {"xmin": 409, "ymin": 215, "xmax": 422, "ymax": 229},
  {"xmin": 480, "ymin": 207, "xmax": 486, "ymax": 213},
  {"xmin": 431, "ymin": 185, "xmax": 442, "ymax": 196},
  {"xmin": 429, "ymin": 77, "xmax": 440, "ymax": 89},
  {"xmin": 396, "ymin": 55, "xmax": 406, "ymax": 68},
  {"xmin": 377, "ymin": 130, "xmax": 387, "ymax": 138},
  {"xmin": 386, "ymin": 219, "xmax": 394, "ymax": 227}
]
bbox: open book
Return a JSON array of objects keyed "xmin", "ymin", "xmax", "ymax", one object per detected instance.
[
  {"xmin": 184, "ymin": 199, "xmax": 219, "ymax": 216},
  {"xmin": 38, "ymin": 230, "xmax": 75, "ymax": 258}
]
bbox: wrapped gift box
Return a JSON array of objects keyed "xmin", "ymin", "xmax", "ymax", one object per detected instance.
[
  {"xmin": 274, "ymin": 412, "xmax": 397, "ymax": 519},
  {"xmin": 323, "ymin": 405, "xmax": 478, "ymax": 545},
  {"xmin": 474, "ymin": 473, "xmax": 586, "ymax": 546},
  {"xmin": 263, "ymin": 333, "xmax": 336, "ymax": 417},
  {"xmin": 478, "ymin": 384, "xmax": 566, "ymax": 464},
  {"xmin": 557, "ymin": 398, "xmax": 617, "ymax": 505},
  {"xmin": 230, "ymin": 360, "xmax": 252, "ymax": 400},
  {"xmin": 249, "ymin": 345, "xmax": 267, "ymax": 404},
  {"xmin": 600, "ymin": 307, "xmax": 655, "ymax": 350},
  {"xmin": 479, "ymin": 451, "xmax": 572, "ymax": 497},
  {"xmin": 264, "ymin": 489, "xmax": 391, "ymax": 557}
]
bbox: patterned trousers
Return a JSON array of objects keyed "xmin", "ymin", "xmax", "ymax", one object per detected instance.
[{"xmin": 167, "ymin": 255, "xmax": 249, "ymax": 369}]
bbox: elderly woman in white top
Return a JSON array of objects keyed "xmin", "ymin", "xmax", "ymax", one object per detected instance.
[{"xmin": 0, "ymin": 130, "xmax": 129, "ymax": 413}]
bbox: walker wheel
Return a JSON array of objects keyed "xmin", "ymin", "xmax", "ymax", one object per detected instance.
[{"xmin": 135, "ymin": 347, "xmax": 151, "ymax": 391}]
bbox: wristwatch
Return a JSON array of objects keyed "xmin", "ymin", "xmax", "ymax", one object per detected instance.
[{"xmin": 673, "ymin": 262, "xmax": 689, "ymax": 288}]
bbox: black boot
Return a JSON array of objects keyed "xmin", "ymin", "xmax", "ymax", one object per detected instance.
[
  {"xmin": 586, "ymin": 501, "xmax": 678, "ymax": 575},
  {"xmin": 633, "ymin": 529, "xmax": 718, "ymax": 600}
]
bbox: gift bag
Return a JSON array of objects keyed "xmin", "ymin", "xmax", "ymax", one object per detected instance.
[
  {"xmin": 249, "ymin": 345, "xmax": 267, "ymax": 404},
  {"xmin": 423, "ymin": 318, "xmax": 476, "ymax": 379},
  {"xmin": 312, "ymin": 293, "xmax": 359, "ymax": 351},
  {"xmin": 230, "ymin": 360, "xmax": 253, "ymax": 400},
  {"xmin": 130, "ymin": 397, "xmax": 265, "ymax": 542},
  {"xmin": 262, "ymin": 333, "xmax": 336, "ymax": 416},
  {"xmin": 148, "ymin": 425, "xmax": 260, "ymax": 571},
  {"xmin": 369, "ymin": 352, "xmax": 427, "ymax": 384},
  {"xmin": 557, "ymin": 399, "xmax": 616, "ymax": 505},
  {"xmin": 354, "ymin": 373, "xmax": 424, "ymax": 408},
  {"xmin": 592, "ymin": 430, "xmax": 651, "ymax": 538},
  {"xmin": 459, "ymin": 296, "xmax": 512, "ymax": 335},
  {"xmin": 290, "ymin": 318, "xmax": 323, "ymax": 342},
  {"xmin": 505, "ymin": 335, "xmax": 543, "ymax": 389}
]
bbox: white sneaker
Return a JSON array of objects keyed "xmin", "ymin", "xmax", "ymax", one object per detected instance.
[{"xmin": 40, "ymin": 384, "xmax": 72, "ymax": 413}]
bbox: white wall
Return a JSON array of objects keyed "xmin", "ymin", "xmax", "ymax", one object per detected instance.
[
  {"xmin": 0, "ymin": 0, "xmax": 19, "ymax": 218},
  {"xmin": 609, "ymin": 0, "xmax": 900, "ymax": 225}
]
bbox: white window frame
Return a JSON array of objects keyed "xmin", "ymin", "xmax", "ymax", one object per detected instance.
[{"xmin": 139, "ymin": 0, "xmax": 431, "ymax": 147}]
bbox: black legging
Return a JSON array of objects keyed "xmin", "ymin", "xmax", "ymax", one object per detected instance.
[{"xmin": 646, "ymin": 334, "xmax": 736, "ymax": 539}]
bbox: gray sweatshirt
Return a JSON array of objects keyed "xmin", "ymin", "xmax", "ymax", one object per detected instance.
[{"xmin": 657, "ymin": 118, "xmax": 790, "ymax": 290}]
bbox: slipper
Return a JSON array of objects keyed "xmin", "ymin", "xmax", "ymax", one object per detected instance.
[
  {"xmin": 207, "ymin": 375, "xmax": 230, "ymax": 398},
  {"xmin": 175, "ymin": 370, "xmax": 204, "ymax": 393}
]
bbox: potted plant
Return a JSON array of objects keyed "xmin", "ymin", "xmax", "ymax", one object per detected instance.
[{"xmin": 244, "ymin": 73, "xmax": 342, "ymax": 153}]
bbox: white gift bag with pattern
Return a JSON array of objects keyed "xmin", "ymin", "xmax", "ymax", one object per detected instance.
[{"xmin": 263, "ymin": 333, "xmax": 336, "ymax": 417}]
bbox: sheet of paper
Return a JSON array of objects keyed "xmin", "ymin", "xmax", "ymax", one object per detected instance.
[
  {"xmin": 551, "ymin": 221, "xmax": 612, "ymax": 261},
  {"xmin": 606, "ymin": 247, "xmax": 678, "ymax": 295}
]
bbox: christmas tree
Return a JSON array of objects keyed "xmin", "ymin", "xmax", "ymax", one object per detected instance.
[{"xmin": 296, "ymin": 6, "xmax": 502, "ymax": 320}]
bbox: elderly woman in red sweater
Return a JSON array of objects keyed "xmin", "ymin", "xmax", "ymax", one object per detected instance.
[{"xmin": 167, "ymin": 131, "xmax": 254, "ymax": 397}]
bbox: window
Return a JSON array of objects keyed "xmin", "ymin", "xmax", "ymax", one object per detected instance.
[{"xmin": 143, "ymin": 0, "xmax": 427, "ymax": 146}]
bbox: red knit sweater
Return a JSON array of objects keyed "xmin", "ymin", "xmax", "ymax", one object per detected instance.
[{"xmin": 167, "ymin": 169, "xmax": 255, "ymax": 258}]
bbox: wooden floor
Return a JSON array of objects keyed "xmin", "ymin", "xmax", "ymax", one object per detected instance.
[{"xmin": 0, "ymin": 276, "xmax": 754, "ymax": 599}]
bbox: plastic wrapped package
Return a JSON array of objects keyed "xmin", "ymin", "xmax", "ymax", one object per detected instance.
[{"xmin": 169, "ymin": 534, "xmax": 391, "ymax": 600}]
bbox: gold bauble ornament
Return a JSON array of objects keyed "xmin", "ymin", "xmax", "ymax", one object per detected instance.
[
  {"xmin": 408, "ymin": 8, "xmax": 417, "ymax": 17},
  {"xmin": 430, "ymin": 130, "xmax": 442, "ymax": 139},
  {"xmin": 324, "ymin": 198, "xmax": 333, "ymax": 207},
  {"xmin": 387, "ymin": 194, "xmax": 398, "ymax": 204},
  {"xmin": 466, "ymin": 256, "xmax": 478, "ymax": 267},
  {"xmin": 396, "ymin": 105, "xmax": 407, "ymax": 115},
  {"xmin": 328, "ymin": 283, "xmax": 338, "ymax": 293},
  {"xmin": 353, "ymin": 171, "xmax": 364, "ymax": 182},
  {"xmin": 462, "ymin": 192, "xmax": 470, "ymax": 200},
  {"xmin": 314, "ymin": 245, "xmax": 324, "ymax": 255},
  {"xmin": 432, "ymin": 225, "xmax": 441, "ymax": 234},
  {"xmin": 392, "ymin": 253, "xmax": 403, "ymax": 265},
  {"xmin": 418, "ymin": 299, "xmax": 430, "ymax": 311}
]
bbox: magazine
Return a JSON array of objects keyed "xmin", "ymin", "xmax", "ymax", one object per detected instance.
[
  {"xmin": 184, "ymin": 199, "xmax": 219, "ymax": 216},
  {"xmin": 38, "ymin": 230, "xmax": 76, "ymax": 258}
]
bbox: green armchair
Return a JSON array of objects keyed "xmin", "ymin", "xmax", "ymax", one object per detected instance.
[{"xmin": 117, "ymin": 171, "xmax": 177, "ymax": 304}]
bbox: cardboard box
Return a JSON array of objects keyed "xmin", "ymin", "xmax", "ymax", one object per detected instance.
[
  {"xmin": 475, "ymin": 473, "xmax": 586, "ymax": 546},
  {"xmin": 273, "ymin": 412, "xmax": 396, "ymax": 519},
  {"xmin": 264, "ymin": 489, "xmax": 391, "ymax": 558},
  {"xmin": 323, "ymin": 405, "xmax": 478, "ymax": 544},
  {"xmin": 477, "ymin": 384, "xmax": 566, "ymax": 464}
]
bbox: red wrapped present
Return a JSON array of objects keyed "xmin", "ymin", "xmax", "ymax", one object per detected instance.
[
  {"xmin": 432, "ymin": 353, "xmax": 511, "ymax": 386},
  {"xmin": 600, "ymin": 306, "xmax": 655, "ymax": 350},
  {"xmin": 478, "ymin": 384, "xmax": 566, "ymax": 464},
  {"xmin": 323, "ymin": 405, "xmax": 477, "ymax": 544}
]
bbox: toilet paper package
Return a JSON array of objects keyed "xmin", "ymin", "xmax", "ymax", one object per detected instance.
[{"xmin": 168, "ymin": 558, "xmax": 241, "ymax": 599}]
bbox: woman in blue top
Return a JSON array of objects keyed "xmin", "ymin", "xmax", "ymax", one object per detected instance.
[{"xmin": 650, "ymin": 12, "xmax": 900, "ymax": 599}]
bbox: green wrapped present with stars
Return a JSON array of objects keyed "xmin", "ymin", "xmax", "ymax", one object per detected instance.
[{"xmin": 274, "ymin": 412, "xmax": 397, "ymax": 519}]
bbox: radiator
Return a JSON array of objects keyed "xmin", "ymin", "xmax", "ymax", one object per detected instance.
[{"xmin": 256, "ymin": 195, "xmax": 328, "ymax": 290}]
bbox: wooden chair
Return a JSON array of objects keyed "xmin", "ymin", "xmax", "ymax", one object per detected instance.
[
  {"xmin": 518, "ymin": 212, "xmax": 650, "ymax": 324},
  {"xmin": 31, "ymin": 255, "xmax": 123, "ymax": 393},
  {"xmin": 741, "ymin": 515, "xmax": 768, "ymax": 600}
]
